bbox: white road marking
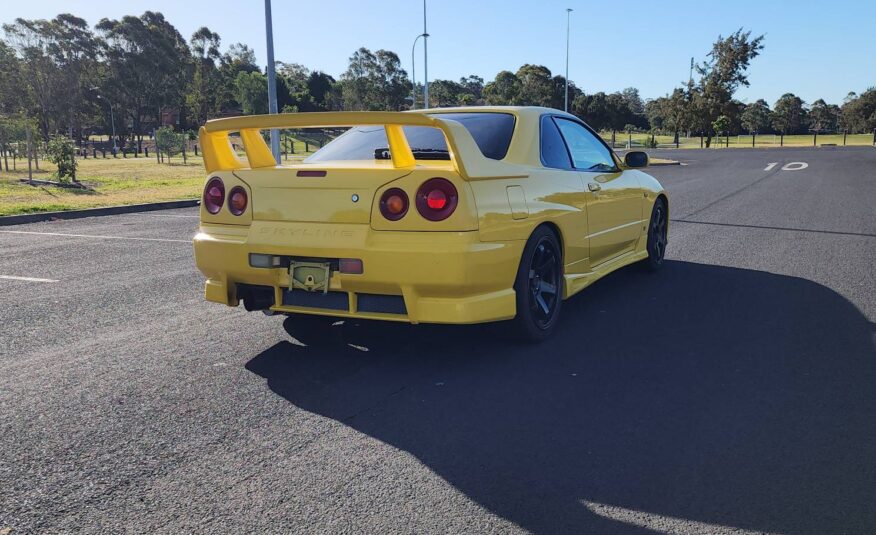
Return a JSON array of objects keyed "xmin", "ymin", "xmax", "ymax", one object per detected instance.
[
  {"xmin": 764, "ymin": 162, "xmax": 778, "ymax": 171},
  {"xmin": 135, "ymin": 213, "xmax": 200, "ymax": 219},
  {"xmin": 782, "ymin": 161, "xmax": 808, "ymax": 171},
  {"xmin": 0, "ymin": 230, "xmax": 190, "ymax": 243},
  {"xmin": 581, "ymin": 500, "xmax": 782, "ymax": 535},
  {"xmin": 0, "ymin": 275, "xmax": 59, "ymax": 283}
]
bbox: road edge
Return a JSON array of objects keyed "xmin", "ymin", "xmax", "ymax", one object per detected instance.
[{"xmin": 0, "ymin": 199, "xmax": 200, "ymax": 226}]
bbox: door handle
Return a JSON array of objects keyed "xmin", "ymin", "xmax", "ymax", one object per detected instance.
[{"xmin": 588, "ymin": 183, "xmax": 601, "ymax": 192}]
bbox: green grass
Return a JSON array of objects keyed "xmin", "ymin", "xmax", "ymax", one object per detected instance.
[
  {"xmin": 600, "ymin": 132, "xmax": 875, "ymax": 149},
  {"xmin": 0, "ymin": 140, "xmax": 316, "ymax": 216}
]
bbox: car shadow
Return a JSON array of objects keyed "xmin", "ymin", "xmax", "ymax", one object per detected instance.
[{"xmin": 245, "ymin": 260, "xmax": 876, "ymax": 534}]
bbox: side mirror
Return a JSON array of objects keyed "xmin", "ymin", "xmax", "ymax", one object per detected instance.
[{"xmin": 624, "ymin": 151, "xmax": 649, "ymax": 168}]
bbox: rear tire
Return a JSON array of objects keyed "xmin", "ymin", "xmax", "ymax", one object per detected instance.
[
  {"xmin": 512, "ymin": 227, "xmax": 563, "ymax": 343},
  {"xmin": 643, "ymin": 198, "xmax": 668, "ymax": 271}
]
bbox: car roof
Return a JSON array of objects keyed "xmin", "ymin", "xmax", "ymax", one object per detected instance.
[{"xmin": 411, "ymin": 106, "xmax": 585, "ymax": 168}]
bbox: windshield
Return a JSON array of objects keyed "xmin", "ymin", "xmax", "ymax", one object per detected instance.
[{"xmin": 304, "ymin": 112, "xmax": 516, "ymax": 163}]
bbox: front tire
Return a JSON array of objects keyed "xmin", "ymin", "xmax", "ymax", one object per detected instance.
[
  {"xmin": 644, "ymin": 197, "xmax": 668, "ymax": 271},
  {"xmin": 512, "ymin": 227, "xmax": 563, "ymax": 343}
]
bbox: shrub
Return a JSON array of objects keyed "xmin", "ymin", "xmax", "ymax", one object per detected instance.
[{"xmin": 46, "ymin": 135, "xmax": 77, "ymax": 182}]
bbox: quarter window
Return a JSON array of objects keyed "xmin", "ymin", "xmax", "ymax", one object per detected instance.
[
  {"xmin": 554, "ymin": 118, "xmax": 617, "ymax": 172},
  {"xmin": 540, "ymin": 115, "xmax": 572, "ymax": 169}
]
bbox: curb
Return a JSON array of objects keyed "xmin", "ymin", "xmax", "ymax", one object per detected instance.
[
  {"xmin": 650, "ymin": 161, "xmax": 681, "ymax": 166},
  {"xmin": 0, "ymin": 199, "xmax": 200, "ymax": 226}
]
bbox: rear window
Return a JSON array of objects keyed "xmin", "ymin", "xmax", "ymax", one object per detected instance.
[{"xmin": 305, "ymin": 112, "xmax": 516, "ymax": 163}]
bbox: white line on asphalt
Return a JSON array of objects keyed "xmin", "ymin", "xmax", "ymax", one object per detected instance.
[
  {"xmin": 0, "ymin": 275, "xmax": 59, "ymax": 283},
  {"xmin": 0, "ymin": 230, "xmax": 190, "ymax": 243},
  {"xmin": 764, "ymin": 162, "xmax": 778, "ymax": 171},
  {"xmin": 135, "ymin": 213, "xmax": 200, "ymax": 219}
]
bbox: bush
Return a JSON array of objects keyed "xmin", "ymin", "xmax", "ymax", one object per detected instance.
[
  {"xmin": 46, "ymin": 135, "xmax": 77, "ymax": 182},
  {"xmin": 155, "ymin": 126, "xmax": 186, "ymax": 161}
]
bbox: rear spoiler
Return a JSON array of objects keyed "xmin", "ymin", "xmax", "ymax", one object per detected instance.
[{"xmin": 199, "ymin": 111, "xmax": 526, "ymax": 180}]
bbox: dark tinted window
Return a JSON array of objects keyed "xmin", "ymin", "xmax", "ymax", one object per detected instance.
[
  {"xmin": 305, "ymin": 112, "xmax": 515, "ymax": 163},
  {"xmin": 554, "ymin": 118, "xmax": 617, "ymax": 172},
  {"xmin": 430, "ymin": 112, "xmax": 515, "ymax": 160},
  {"xmin": 540, "ymin": 116, "xmax": 572, "ymax": 169}
]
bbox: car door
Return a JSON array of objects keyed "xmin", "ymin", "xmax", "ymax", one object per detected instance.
[{"xmin": 553, "ymin": 117, "xmax": 643, "ymax": 267}]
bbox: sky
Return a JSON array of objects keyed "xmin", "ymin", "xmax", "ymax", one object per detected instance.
[{"xmin": 3, "ymin": 0, "xmax": 875, "ymax": 105}]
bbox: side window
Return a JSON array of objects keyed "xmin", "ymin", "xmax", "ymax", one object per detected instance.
[
  {"xmin": 540, "ymin": 115, "xmax": 572, "ymax": 169},
  {"xmin": 554, "ymin": 118, "xmax": 617, "ymax": 172}
]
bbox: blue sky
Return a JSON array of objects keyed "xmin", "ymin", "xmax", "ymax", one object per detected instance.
[{"xmin": 4, "ymin": 0, "xmax": 874, "ymax": 105}]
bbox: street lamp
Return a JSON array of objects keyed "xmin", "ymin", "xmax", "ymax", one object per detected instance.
[
  {"xmin": 565, "ymin": 8, "xmax": 573, "ymax": 113},
  {"xmin": 95, "ymin": 93, "xmax": 118, "ymax": 154},
  {"xmin": 422, "ymin": 0, "xmax": 430, "ymax": 109},
  {"xmin": 264, "ymin": 0, "xmax": 280, "ymax": 164},
  {"xmin": 411, "ymin": 33, "xmax": 428, "ymax": 109}
]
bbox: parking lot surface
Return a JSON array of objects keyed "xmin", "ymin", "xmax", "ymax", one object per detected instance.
[{"xmin": 1, "ymin": 147, "xmax": 875, "ymax": 534}]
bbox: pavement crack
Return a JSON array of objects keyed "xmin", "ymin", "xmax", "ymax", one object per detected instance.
[
  {"xmin": 679, "ymin": 166, "xmax": 784, "ymax": 219},
  {"xmin": 674, "ymin": 219, "xmax": 876, "ymax": 238}
]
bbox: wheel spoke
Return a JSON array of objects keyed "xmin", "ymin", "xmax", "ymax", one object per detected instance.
[
  {"xmin": 540, "ymin": 281, "xmax": 557, "ymax": 295},
  {"xmin": 535, "ymin": 293, "xmax": 550, "ymax": 316}
]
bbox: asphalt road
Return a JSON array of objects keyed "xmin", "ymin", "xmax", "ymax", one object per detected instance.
[{"xmin": 1, "ymin": 147, "xmax": 875, "ymax": 534}]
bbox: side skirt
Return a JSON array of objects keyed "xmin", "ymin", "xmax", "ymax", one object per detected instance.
[{"xmin": 562, "ymin": 249, "xmax": 649, "ymax": 299}]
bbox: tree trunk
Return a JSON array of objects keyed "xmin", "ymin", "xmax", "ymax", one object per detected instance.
[{"xmin": 704, "ymin": 134, "xmax": 712, "ymax": 148}]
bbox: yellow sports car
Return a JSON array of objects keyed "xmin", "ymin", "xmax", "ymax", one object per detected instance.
[{"xmin": 193, "ymin": 106, "xmax": 668, "ymax": 341}]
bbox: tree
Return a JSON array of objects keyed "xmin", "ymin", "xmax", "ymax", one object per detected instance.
[
  {"xmin": 772, "ymin": 93, "xmax": 805, "ymax": 135},
  {"xmin": 514, "ymin": 64, "xmax": 554, "ymax": 107},
  {"xmin": 741, "ymin": 99, "xmax": 771, "ymax": 145},
  {"xmin": 483, "ymin": 70, "xmax": 521, "ymax": 105},
  {"xmin": 0, "ymin": 39, "xmax": 22, "ymax": 115},
  {"xmin": 46, "ymin": 134, "xmax": 76, "ymax": 181},
  {"xmin": 840, "ymin": 88, "xmax": 876, "ymax": 133},
  {"xmin": 187, "ymin": 27, "xmax": 221, "ymax": 126},
  {"xmin": 808, "ymin": 99, "xmax": 839, "ymax": 133},
  {"xmin": 621, "ymin": 87, "xmax": 644, "ymax": 114},
  {"xmin": 234, "ymin": 71, "xmax": 268, "ymax": 115},
  {"xmin": 712, "ymin": 115, "xmax": 730, "ymax": 146},
  {"xmin": 3, "ymin": 15, "xmax": 101, "ymax": 140},
  {"xmin": 154, "ymin": 125, "xmax": 186, "ymax": 162},
  {"xmin": 695, "ymin": 28, "xmax": 764, "ymax": 146},
  {"xmin": 338, "ymin": 47, "xmax": 409, "ymax": 111},
  {"xmin": 96, "ymin": 12, "xmax": 191, "ymax": 150}
]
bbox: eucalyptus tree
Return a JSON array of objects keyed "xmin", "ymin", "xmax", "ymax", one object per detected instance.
[{"xmin": 741, "ymin": 99, "xmax": 771, "ymax": 145}]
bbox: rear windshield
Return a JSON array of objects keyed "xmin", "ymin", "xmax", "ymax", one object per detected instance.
[{"xmin": 305, "ymin": 112, "xmax": 516, "ymax": 163}]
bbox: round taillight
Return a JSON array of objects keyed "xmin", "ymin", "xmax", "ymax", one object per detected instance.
[
  {"xmin": 203, "ymin": 177, "xmax": 224, "ymax": 214},
  {"xmin": 416, "ymin": 178, "xmax": 458, "ymax": 221},
  {"xmin": 380, "ymin": 188, "xmax": 409, "ymax": 221},
  {"xmin": 228, "ymin": 186, "xmax": 248, "ymax": 216}
]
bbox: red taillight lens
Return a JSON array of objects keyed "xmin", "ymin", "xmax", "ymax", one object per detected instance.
[
  {"xmin": 228, "ymin": 186, "xmax": 248, "ymax": 216},
  {"xmin": 203, "ymin": 177, "xmax": 224, "ymax": 214},
  {"xmin": 416, "ymin": 178, "xmax": 458, "ymax": 221},
  {"xmin": 380, "ymin": 188, "xmax": 409, "ymax": 221}
]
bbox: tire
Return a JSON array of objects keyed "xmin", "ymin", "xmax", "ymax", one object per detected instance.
[
  {"xmin": 512, "ymin": 227, "xmax": 563, "ymax": 343},
  {"xmin": 643, "ymin": 197, "xmax": 668, "ymax": 271}
]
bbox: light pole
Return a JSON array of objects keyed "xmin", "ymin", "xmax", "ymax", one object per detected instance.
[
  {"xmin": 411, "ymin": 34, "xmax": 427, "ymax": 109},
  {"xmin": 422, "ymin": 0, "xmax": 429, "ymax": 109},
  {"xmin": 95, "ymin": 94, "xmax": 118, "ymax": 154},
  {"xmin": 565, "ymin": 8, "xmax": 572, "ymax": 113},
  {"xmin": 264, "ymin": 0, "xmax": 280, "ymax": 164}
]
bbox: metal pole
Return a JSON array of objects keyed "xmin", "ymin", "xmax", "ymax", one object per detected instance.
[
  {"xmin": 411, "ymin": 34, "xmax": 424, "ymax": 109},
  {"xmin": 265, "ymin": 0, "xmax": 280, "ymax": 163},
  {"xmin": 26, "ymin": 122, "xmax": 33, "ymax": 184},
  {"xmin": 109, "ymin": 103, "xmax": 118, "ymax": 153},
  {"xmin": 565, "ymin": 8, "xmax": 572, "ymax": 112},
  {"xmin": 422, "ymin": 0, "xmax": 429, "ymax": 109}
]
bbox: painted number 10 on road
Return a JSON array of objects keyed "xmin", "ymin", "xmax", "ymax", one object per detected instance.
[{"xmin": 765, "ymin": 162, "xmax": 808, "ymax": 171}]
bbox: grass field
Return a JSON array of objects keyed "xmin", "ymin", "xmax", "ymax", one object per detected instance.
[
  {"xmin": 601, "ymin": 132, "xmax": 875, "ymax": 149},
  {"xmin": 0, "ymin": 143, "xmax": 316, "ymax": 216}
]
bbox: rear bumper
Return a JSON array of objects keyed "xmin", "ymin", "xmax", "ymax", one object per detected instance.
[{"xmin": 193, "ymin": 221, "xmax": 523, "ymax": 324}]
